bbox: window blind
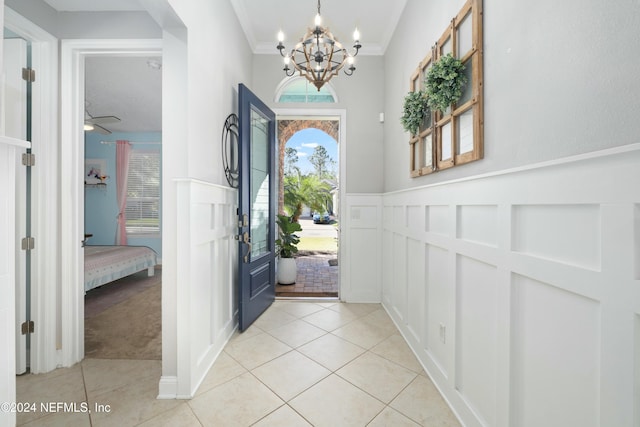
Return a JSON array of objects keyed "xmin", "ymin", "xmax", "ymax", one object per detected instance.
[{"xmin": 125, "ymin": 151, "xmax": 160, "ymax": 234}]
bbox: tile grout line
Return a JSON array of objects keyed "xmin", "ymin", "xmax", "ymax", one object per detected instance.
[
  {"xmin": 199, "ymin": 303, "xmax": 440, "ymax": 426},
  {"xmin": 277, "ymin": 303, "xmax": 428, "ymax": 425},
  {"xmin": 80, "ymin": 362, "xmax": 94, "ymax": 427}
]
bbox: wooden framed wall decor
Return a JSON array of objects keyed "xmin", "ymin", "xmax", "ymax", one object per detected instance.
[{"xmin": 409, "ymin": 0, "xmax": 483, "ymax": 177}]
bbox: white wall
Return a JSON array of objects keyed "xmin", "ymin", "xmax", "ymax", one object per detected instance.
[
  {"xmin": 157, "ymin": 0, "xmax": 253, "ymax": 398},
  {"xmin": 381, "ymin": 1, "xmax": 640, "ymax": 425},
  {"xmin": 383, "ymin": 0, "xmax": 640, "ymax": 192},
  {"xmin": 382, "ymin": 145, "xmax": 640, "ymax": 426},
  {"xmin": 341, "ymin": 194, "xmax": 383, "ymax": 302},
  {"xmin": 4, "ymin": 0, "xmax": 56, "ymax": 34},
  {"xmin": 163, "ymin": 179, "xmax": 237, "ymax": 398},
  {"xmin": 5, "ymin": 0, "xmax": 161, "ymax": 39}
]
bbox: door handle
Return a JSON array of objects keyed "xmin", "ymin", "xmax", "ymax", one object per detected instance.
[{"xmin": 242, "ymin": 231, "xmax": 252, "ymax": 263}]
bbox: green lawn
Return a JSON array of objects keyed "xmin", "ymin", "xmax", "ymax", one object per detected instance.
[{"xmin": 298, "ymin": 237, "xmax": 338, "ymax": 252}]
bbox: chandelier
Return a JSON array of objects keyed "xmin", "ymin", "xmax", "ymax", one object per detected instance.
[{"xmin": 276, "ymin": 0, "xmax": 362, "ymax": 91}]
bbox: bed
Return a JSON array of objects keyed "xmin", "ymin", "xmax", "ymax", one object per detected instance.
[{"xmin": 84, "ymin": 245, "xmax": 158, "ymax": 292}]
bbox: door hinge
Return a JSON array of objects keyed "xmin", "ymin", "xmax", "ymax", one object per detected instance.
[
  {"xmin": 237, "ymin": 213, "xmax": 248, "ymax": 228},
  {"xmin": 21, "ymin": 321, "xmax": 34, "ymax": 335},
  {"xmin": 21, "ymin": 237, "xmax": 35, "ymax": 250},
  {"xmin": 22, "ymin": 153, "xmax": 35, "ymax": 167},
  {"xmin": 22, "ymin": 67, "xmax": 36, "ymax": 83}
]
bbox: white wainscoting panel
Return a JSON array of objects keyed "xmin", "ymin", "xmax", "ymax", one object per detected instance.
[
  {"xmin": 633, "ymin": 205, "xmax": 640, "ymax": 280},
  {"xmin": 341, "ymin": 194, "xmax": 383, "ymax": 302},
  {"xmin": 455, "ymin": 255, "xmax": 498, "ymax": 427},
  {"xmin": 391, "ymin": 232, "xmax": 407, "ymax": 322},
  {"xmin": 635, "ymin": 314, "xmax": 640, "ymax": 426},
  {"xmin": 425, "ymin": 243, "xmax": 453, "ymax": 380},
  {"xmin": 382, "ymin": 145, "xmax": 640, "ymax": 427},
  {"xmin": 457, "ymin": 205, "xmax": 498, "ymax": 247},
  {"xmin": 406, "ymin": 237, "xmax": 424, "ymax": 344},
  {"xmin": 165, "ymin": 179, "xmax": 237, "ymax": 398},
  {"xmin": 512, "ymin": 204, "xmax": 601, "ymax": 270},
  {"xmin": 427, "ymin": 205, "xmax": 449, "ymax": 236},
  {"xmin": 511, "ymin": 274, "xmax": 599, "ymax": 427}
]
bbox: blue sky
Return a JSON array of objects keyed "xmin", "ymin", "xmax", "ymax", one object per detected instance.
[{"xmin": 286, "ymin": 128, "xmax": 338, "ymax": 175}]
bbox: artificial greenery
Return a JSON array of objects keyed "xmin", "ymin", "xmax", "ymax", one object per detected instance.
[
  {"xmin": 425, "ymin": 53, "xmax": 467, "ymax": 113},
  {"xmin": 400, "ymin": 90, "xmax": 430, "ymax": 136},
  {"xmin": 275, "ymin": 214, "xmax": 302, "ymax": 258}
]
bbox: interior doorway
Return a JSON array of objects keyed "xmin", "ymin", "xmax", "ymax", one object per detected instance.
[
  {"xmin": 3, "ymin": 6, "xmax": 59, "ymax": 376},
  {"xmin": 275, "ymin": 111, "xmax": 346, "ymax": 298},
  {"xmin": 60, "ymin": 39, "xmax": 163, "ymax": 367},
  {"xmin": 82, "ymin": 54, "xmax": 163, "ymax": 360}
]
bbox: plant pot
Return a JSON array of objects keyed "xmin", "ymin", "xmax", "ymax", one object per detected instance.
[{"xmin": 277, "ymin": 257, "xmax": 297, "ymax": 285}]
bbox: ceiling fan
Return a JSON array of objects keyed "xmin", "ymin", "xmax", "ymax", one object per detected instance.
[{"xmin": 84, "ymin": 111, "xmax": 121, "ymax": 134}]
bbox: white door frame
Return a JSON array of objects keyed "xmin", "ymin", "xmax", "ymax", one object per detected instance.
[
  {"xmin": 274, "ymin": 108, "xmax": 346, "ymax": 299},
  {"xmin": 59, "ymin": 39, "xmax": 162, "ymax": 367},
  {"xmin": 4, "ymin": 37, "xmax": 29, "ymax": 375},
  {"xmin": 4, "ymin": 6, "xmax": 59, "ymax": 374}
]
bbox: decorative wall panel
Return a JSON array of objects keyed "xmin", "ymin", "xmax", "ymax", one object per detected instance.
[
  {"xmin": 512, "ymin": 204, "xmax": 600, "ymax": 270},
  {"xmin": 635, "ymin": 314, "xmax": 640, "ymax": 427},
  {"xmin": 457, "ymin": 205, "xmax": 497, "ymax": 247},
  {"xmin": 382, "ymin": 145, "xmax": 640, "ymax": 426},
  {"xmin": 407, "ymin": 238, "xmax": 424, "ymax": 343},
  {"xmin": 427, "ymin": 205, "xmax": 449, "ymax": 236},
  {"xmin": 455, "ymin": 255, "xmax": 498, "ymax": 426},
  {"xmin": 167, "ymin": 179, "xmax": 238, "ymax": 398},
  {"xmin": 342, "ymin": 195, "xmax": 383, "ymax": 302},
  {"xmin": 407, "ymin": 205, "xmax": 424, "ymax": 232},
  {"xmin": 425, "ymin": 243, "xmax": 451, "ymax": 378},
  {"xmin": 635, "ymin": 205, "xmax": 640, "ymax": 280},
  {"xmin": 392, "ymin": 233, "xmax": 408, "ymax": 322},
  {"xmin": 511, "ymin": 274, "xmax": 599, "ymax": 427}
]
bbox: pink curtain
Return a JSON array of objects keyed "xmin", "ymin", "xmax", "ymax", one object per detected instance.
[{"xmin": 116, "ymin": 140, "xmax": 131, "ymax": 245}]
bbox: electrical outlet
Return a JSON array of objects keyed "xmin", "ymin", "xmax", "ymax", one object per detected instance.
[{"xmin": 439, "ymin": 323, "xmax": 446, "ymax": 343}]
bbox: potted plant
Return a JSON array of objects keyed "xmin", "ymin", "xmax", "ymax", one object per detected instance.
[
  {"xmin": 401, "ymin": 90, "xmax": 429, "ymax": 136},
  {"xmin": 424, "ymin": 53, "xmax": 467, "ymax": 113},
  {"xmin": 275, "ymin": 214, "xmax": 302, "ymax": 284}
]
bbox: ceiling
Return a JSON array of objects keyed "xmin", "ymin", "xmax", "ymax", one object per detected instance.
[
  {"xmin": 41, "ymin": 0, "xmax": 406, "ymax": 133},
  {"xmin": 84, "ymin": 56, "xmax": 162, "ymax": 134},
  {"xmin": 230, "ymin": 0, "xmax": 406, "ymax": 56}
]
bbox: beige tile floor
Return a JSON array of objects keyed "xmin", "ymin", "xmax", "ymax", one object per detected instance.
[{"xmin": 16, "ymin": 301, "xmax": 460, "ymax": 427}]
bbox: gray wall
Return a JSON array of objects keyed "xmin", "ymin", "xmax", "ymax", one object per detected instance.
[
  {"xmin": 167, "ymin": 0, "xmax": 254, "ymax": 184},
  {"xmin": 5, "ymin": 0, "xmax": 160, "ymax": 38},
  {"xmin": 383, "ymin": 0, "xmax": 640, "ymax": 192},
  {"xmin": 252, "ymin": 54, "xmax": 385, "ymax": 194}
]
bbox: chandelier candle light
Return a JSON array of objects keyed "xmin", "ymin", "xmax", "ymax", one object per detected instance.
[{"xmin": 277, "ymin": 0, "xmax": 362, "ymax": 91}]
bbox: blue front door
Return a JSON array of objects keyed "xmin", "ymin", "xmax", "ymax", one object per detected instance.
[{"xmin": 237, "ymin": 84, "xmax": 277, "ymax": 331}]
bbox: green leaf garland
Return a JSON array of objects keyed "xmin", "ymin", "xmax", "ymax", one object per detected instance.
[
  {"xmin": 400, "ymin": 90, "xmax": 429, "ymax": 136},
  {"xmin": 425, "ymin": 53, "xmax": 467, "ymax": 113}
]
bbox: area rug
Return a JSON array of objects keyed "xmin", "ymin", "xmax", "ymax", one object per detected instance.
[{"xmin": 84, "ymin": 274, "xmax": 161, "ymax": 360}]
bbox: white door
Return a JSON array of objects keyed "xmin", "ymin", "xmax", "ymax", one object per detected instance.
[{"xmin": 3, "ymin": 38, "xmax": 29, "ymax": 375}]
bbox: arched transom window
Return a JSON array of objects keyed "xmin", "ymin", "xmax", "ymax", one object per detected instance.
[{"xmin": 275, "ymin": 77, "xmax": 337, "ymax": 103}]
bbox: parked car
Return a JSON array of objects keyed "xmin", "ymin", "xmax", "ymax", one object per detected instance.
[{"xmin": 313, "ymin": 212, "xmax": 331, "ymax": 224}]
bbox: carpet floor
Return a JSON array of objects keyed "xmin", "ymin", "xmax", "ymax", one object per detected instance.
[{"xmin": 84, "ymin": 269, "xmax": 161, "ymax": 360}]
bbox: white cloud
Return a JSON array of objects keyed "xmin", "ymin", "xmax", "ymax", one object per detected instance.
[
  {"xmin": 300, "ymin": 142, "xmax": 319, "ymax": 149},
  {"xmin": 297, "ymin": 152, "xmax": 308, "ymax": 158}
]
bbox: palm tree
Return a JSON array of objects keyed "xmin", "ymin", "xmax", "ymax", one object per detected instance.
[{"xmin": 283, "ymin": 174, "xmax": 332, "ymax": 222}]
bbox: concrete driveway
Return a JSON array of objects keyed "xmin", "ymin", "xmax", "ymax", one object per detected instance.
[{"xmin": 298, "ymin": 217, "xmax": 338, "ymax": 239}]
